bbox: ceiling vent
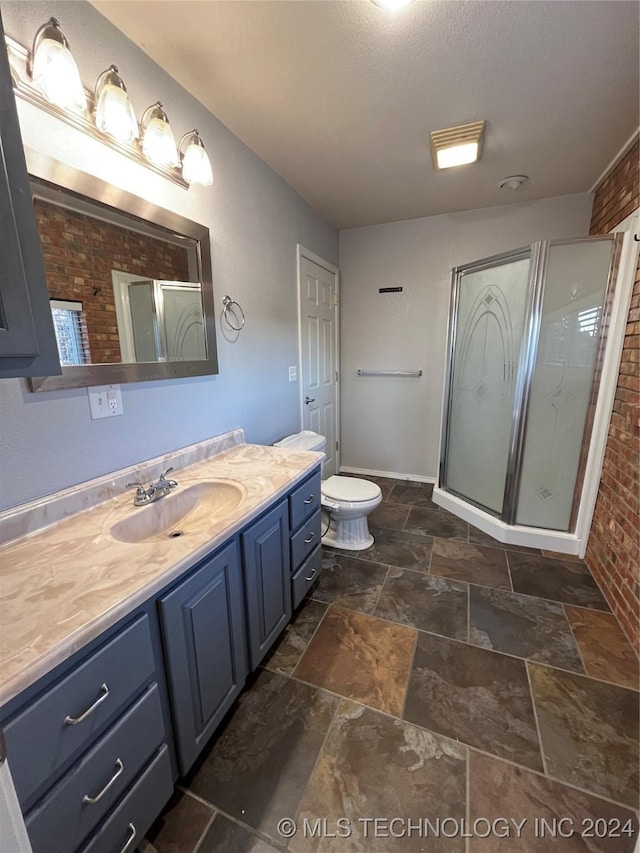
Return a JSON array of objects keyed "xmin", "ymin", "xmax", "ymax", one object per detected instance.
[{"xmin": 430, "ymin": 120, "xmax": 485, "ymax": 170}]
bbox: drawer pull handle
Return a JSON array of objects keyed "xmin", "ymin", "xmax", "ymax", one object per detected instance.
[
  {"xmin": 64, "ymin": 683, "xmax": 110, "ymax": 726},
  {"xmin": 303, "ymin": 495, "xmax": 315, "ymax": 505},
  {"xmin": 82, "ymin": 758, "xmax": 124, "ymax": 804},
  {"xmin": 305, "ymin": 568, "xmax": 318, "ymax": 582},
  {"xmin": 304, "ymin": 532, "xmax": 316, "ymax": 544},
  {"xmin": 120, "ymin": 823, "xmax": 137, "ymax": 853}
]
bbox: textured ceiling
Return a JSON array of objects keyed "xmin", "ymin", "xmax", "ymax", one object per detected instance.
[{"xmin": 91, "ymin": 0, "xmax": 639, "ymax": 229}]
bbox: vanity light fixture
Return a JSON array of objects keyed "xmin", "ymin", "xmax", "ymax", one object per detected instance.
[
  {"xmin": 29, "ymin": 17, "xmax": 86, "ymax": 112},
  {"xmin": 94, "ymin": 65, "xmax": 138, "ymax": 143},
  {"xmin": 430, "ymin": 120, "xmax": 486, "ymax": 170},
  {"xmin": 141, "ymin": 101, "xmax": 179, "ymax": 167},
  {"xmin": 179, "ymin": 130, "xmax": 213, "ymax": 187}
]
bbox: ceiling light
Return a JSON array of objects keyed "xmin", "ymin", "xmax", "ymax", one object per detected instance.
[
  {"xmin": 179, "ymin": 130, "xmax": 213, "ymax": 187},
  {"xmin": 497, "ymin": 175, "xmax": 529, "ymax": 190},
  {"xmin": 430, "ymin": 120, "xmax": 485, "ymax": 170},
  {"xmin": 371, "ymin": 0, "xmax": 415, "ymax": 10},
  {"xmin": 94, "ymin": 65, "xmax": 138, "ymax": 143},
  {"xmin": 30, "ymin": 18, "xmax": 86, "ymax": 112},
  {"xmin": 141, "ymin": 102, "xmax": 179, "ymax": 167}
]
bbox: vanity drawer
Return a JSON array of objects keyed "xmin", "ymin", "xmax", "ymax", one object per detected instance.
[
  {"xmin": 289, "ymin": 469, "xmax": 322, "ymax": 531},
  {"xmin": 290, "ymin": 510, "xmax": 321, "ymax": 571},
  {"xmin": 291, "ymin": 547, "xmax": 322, "ymax": 609},
  {"xmin": 79, "ymin": 744, "xmax": 173, "ymax": 853},
  {"xmin": 5, "ymin": 615, "xmax": 156, "ymax": 808},
  {"xmin": 26, "ymin": 683, "xmax": 166, "ymax": 853}
]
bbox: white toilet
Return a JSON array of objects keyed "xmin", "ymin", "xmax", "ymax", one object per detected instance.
[{"xmin": 274, "ymin": 430, "xmax": 382, "ymax": 550}]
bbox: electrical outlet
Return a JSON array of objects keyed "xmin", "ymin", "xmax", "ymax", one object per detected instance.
[
  {"xmin": 288, "ymin": 366, "xmax": 297, "ymax": 382},
  {"xmin": 88, "ymin": 384, "xmax": 123, "ymax": 419}
]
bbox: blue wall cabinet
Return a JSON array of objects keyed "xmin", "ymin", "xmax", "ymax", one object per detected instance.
[
  {"xmin": 0, "ymin": 12, "xmax": 61, "ymax": 378},
  {"xmin": 241, "ymin": 500, "xmax": 291, "ymax": 669},
  {"xmin": 159, "ymin": 540, "xmax": 248, "ymax": 774}
]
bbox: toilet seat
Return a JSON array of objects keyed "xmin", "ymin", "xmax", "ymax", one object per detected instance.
[{"xmin": 322, "ymin": 475, "xmax": 381, "ymax": 503}]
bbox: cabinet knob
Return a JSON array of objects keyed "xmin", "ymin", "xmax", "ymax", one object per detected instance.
[{"xmin": 303, "ymin": 495, "xmax": 315, "ymax": 505}]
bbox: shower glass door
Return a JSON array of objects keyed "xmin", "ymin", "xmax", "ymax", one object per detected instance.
[
  {"xmin": 442, "ymin": 250, "xmax": 532, "ymax": 515},
  {"xmin": 515, "ymin": 238, "xmax": 617, "ymax": 530}
]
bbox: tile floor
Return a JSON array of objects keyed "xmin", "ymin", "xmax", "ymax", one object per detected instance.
[{"xmin": 147, "ymin": 478, "xmax": 639, "ymax": 853}]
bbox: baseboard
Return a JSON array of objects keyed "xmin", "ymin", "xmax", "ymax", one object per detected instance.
[{"xmin": 339, "ymin": 466, "xmax": 436, "ymax": 484}]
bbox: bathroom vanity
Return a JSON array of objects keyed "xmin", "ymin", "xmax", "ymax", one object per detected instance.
[{"xmin": 0, "ymin": 431, "xmax": 323, "ymax": 853}]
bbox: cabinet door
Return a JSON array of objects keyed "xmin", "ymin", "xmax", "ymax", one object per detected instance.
[
  {"xmin": 0, "ymin": 13, "xmax": 61, "ymax": 378},
  {"xmin": 242, "ymin": 501, "xmax": 291, "ymax": 670},
  {"xmin": 159, "ymin": 540, "xmax": 248, "ymax": 774}
]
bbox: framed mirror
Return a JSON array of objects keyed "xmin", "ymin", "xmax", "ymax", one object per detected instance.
[{"xmin": 27, "ymin": 154, "xmax": 218, "ymax": 391}]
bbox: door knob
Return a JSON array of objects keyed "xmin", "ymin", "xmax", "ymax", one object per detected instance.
[{"xmin": 305, "ymin": 396, "xmax": 316, "ymax": 404}]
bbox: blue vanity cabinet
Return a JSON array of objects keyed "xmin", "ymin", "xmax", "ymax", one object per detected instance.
[
  {"xmin": 158, "ymin": 539, "xmax": 248, "ymax": 775},
  {"xmin": 241, "ymin": 499, "xmax": 291, "ymax": 670},
  {"xmin": 288, "ymin": 469, "xmax": 323, "ymax": 608},
  {"xmin": 0, "ymin": 607, "xmax": 175, "ymax": 853}
]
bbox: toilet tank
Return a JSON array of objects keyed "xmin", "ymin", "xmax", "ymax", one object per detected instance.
[{"xmin": 274, "ymin": 431, "xmax": 327, "ymax": 473}]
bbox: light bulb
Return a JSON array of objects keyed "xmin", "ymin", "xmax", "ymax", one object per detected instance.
[
  {"xmin": 30, "ymin": 18, "xmax": 86, "ymax": 111},
  {"xmin": 141, "ymin": 103, "xmax": 179, "ymax": 167},
  {"xmin": 180, "ymin": 131, "xmax": 213, "ymax": 187},
  {"xmin": 94, "ymin": 66, "xmax": 138, "ymax": 144}
]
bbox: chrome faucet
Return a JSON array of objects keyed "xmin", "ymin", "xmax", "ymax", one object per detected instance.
[{"xmin": 126, "ymin": 467, "xmax": 179, "ymax": 506}]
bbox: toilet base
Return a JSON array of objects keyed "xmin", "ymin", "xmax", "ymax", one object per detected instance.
[{"xmin": 321, "ymin": 513, "xmax": 374, "ymax": 551}]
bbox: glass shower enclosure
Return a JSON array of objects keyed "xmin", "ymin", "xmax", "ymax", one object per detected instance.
[{"xmin": 437, "ymin": 235, "xmax": 623, "ymax": 540}]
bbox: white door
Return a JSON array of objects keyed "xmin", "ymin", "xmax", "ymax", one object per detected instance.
[{"xmin": 298, "ymin": 249, "xmax": 339, "ymax": 477}]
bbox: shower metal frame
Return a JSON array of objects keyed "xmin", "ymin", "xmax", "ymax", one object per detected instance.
[{"xmin": 438, "ymin": 234, "xmax": 623, "ymax": 533}]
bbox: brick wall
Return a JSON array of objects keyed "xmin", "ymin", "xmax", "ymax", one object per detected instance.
[
  {"xmin": 35, "ymin": 199, "xmax": 190, "ymax": 364},
  {"xmin": 584, "ymin": 139, "xmax": 640, "ymax": 650}
]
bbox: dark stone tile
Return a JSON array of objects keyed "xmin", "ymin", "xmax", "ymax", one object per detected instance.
[
  {"xmin": 404, "ymin": 633, "xmax": 543, "ymax": 771},
  {"xmin": 388, "ymin": 481, "xmax": 435, "ymax": 508},
  {"xmin": 292, "ymin": 700, "xmax": 466, "ymax": 853},
  {"xmin": 529, "ymin": 663, "xmax": 639, "ymax": 807},
  {"xmin": 404, "ymin": 507, "xmax": 468, "ymax": 541},
  {"xmin": 311, "ymin": 553, "xmax": 387, "ymax": 614},
  {"xmin": 469, "ymin": 586, "xmax": 584, "ymax": 672},
  {"xmin": 294, "ymin": 606, "xmax": 417, "ymax": 717},
  {"xmin": 146, "ymin": 790, "xmax": 214, "ymax": 853},
  {"xmin": 375, "ymin": 566, "xmax": 468, "ymax": 640},
  {"xmin": 468, "ymin": 750, "xmax": 639, "ymax": 853},
  {"xmin": 358, "ymin": 526, "xmax": 433, "ymax": 572},
  {"xmin": 199, "ymin": 814, "xmax": 282, "ymax": 853},
  {"xmin": 263, "ymin": 599, "xmax": 328, "ymax": 676},
  {"xmin": 186, "ymin": 670, "xmax": 338, "ymax": 840},
  {"xmin": 430, "ymin": 538, "xmax": 511, "ymax": 589},
  {"xmin": 468, "ymin": 526, "xmax": 541, "ymax": 554},
  {"xmin": 565, "ymin": 606, "xmax": 639, "ymax": 690},
  {"xmin": 368, "ymin": 500, "xmax": 410, "ymax": 531},
  {"xmin": 508, "ymin": 553, "xmax": 610, "ymax": 611}
]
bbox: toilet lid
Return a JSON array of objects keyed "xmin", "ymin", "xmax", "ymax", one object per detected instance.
[{"xmin": 322, "ymin": 475, "xmax": 381, "ymax": 502}]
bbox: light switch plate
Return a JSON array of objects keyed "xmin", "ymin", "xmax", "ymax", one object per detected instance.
[
  {"xmin": 88, "ymin": 384, "xmax": 123, "ymax": 419},
  {"xmin": 288, "ymin": 366, "xmax": 297, "ymax": 382}
]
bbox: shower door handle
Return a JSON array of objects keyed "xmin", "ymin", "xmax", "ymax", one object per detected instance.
[{"xmin": 305, "ymin": 396, "xmax": 316, "ymax": 404}]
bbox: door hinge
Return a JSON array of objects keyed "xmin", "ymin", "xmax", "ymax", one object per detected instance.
[
  {"xmin": 335, "ymin": 370, "xmax": 339, "ymax": 382},
  {"xmin": 333, "ymin": 294, "xmax": 339, "ymax": 305},
  {"xmin": 336, "ymin": 441, "xmax": 339, "ymax": 450}
]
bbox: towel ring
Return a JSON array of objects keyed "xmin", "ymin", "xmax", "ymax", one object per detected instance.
[{"xmin": 221, "ymin": 295, "xmax": 245, "ymax": 331}]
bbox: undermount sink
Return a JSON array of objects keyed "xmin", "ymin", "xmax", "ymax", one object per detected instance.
[{"xmin": 110, "ymin": 481, "xmax": 244, "ymax": 544}]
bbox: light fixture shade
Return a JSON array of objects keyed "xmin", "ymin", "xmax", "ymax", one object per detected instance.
[
  {"xmin": 430, "ymin": 120, "xmax": 486, "ymax": 170},
  {"xmin": 30, "ymin": 18, "xmax": 86, "ymax": 111},
  {"xmin": 371, "ymin": 0, "xmax": 415, "ymax": 9},
  {"xmin": 141, "ymin": 102, "xmax": 179, "ymax": 167},
  {"xmin": 94, "ymin": 66, "xmax": 138, "ymax": 143},
  {"xmin": 179, "ymin": 130, "xmax": 213, "ymax": 186}
]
